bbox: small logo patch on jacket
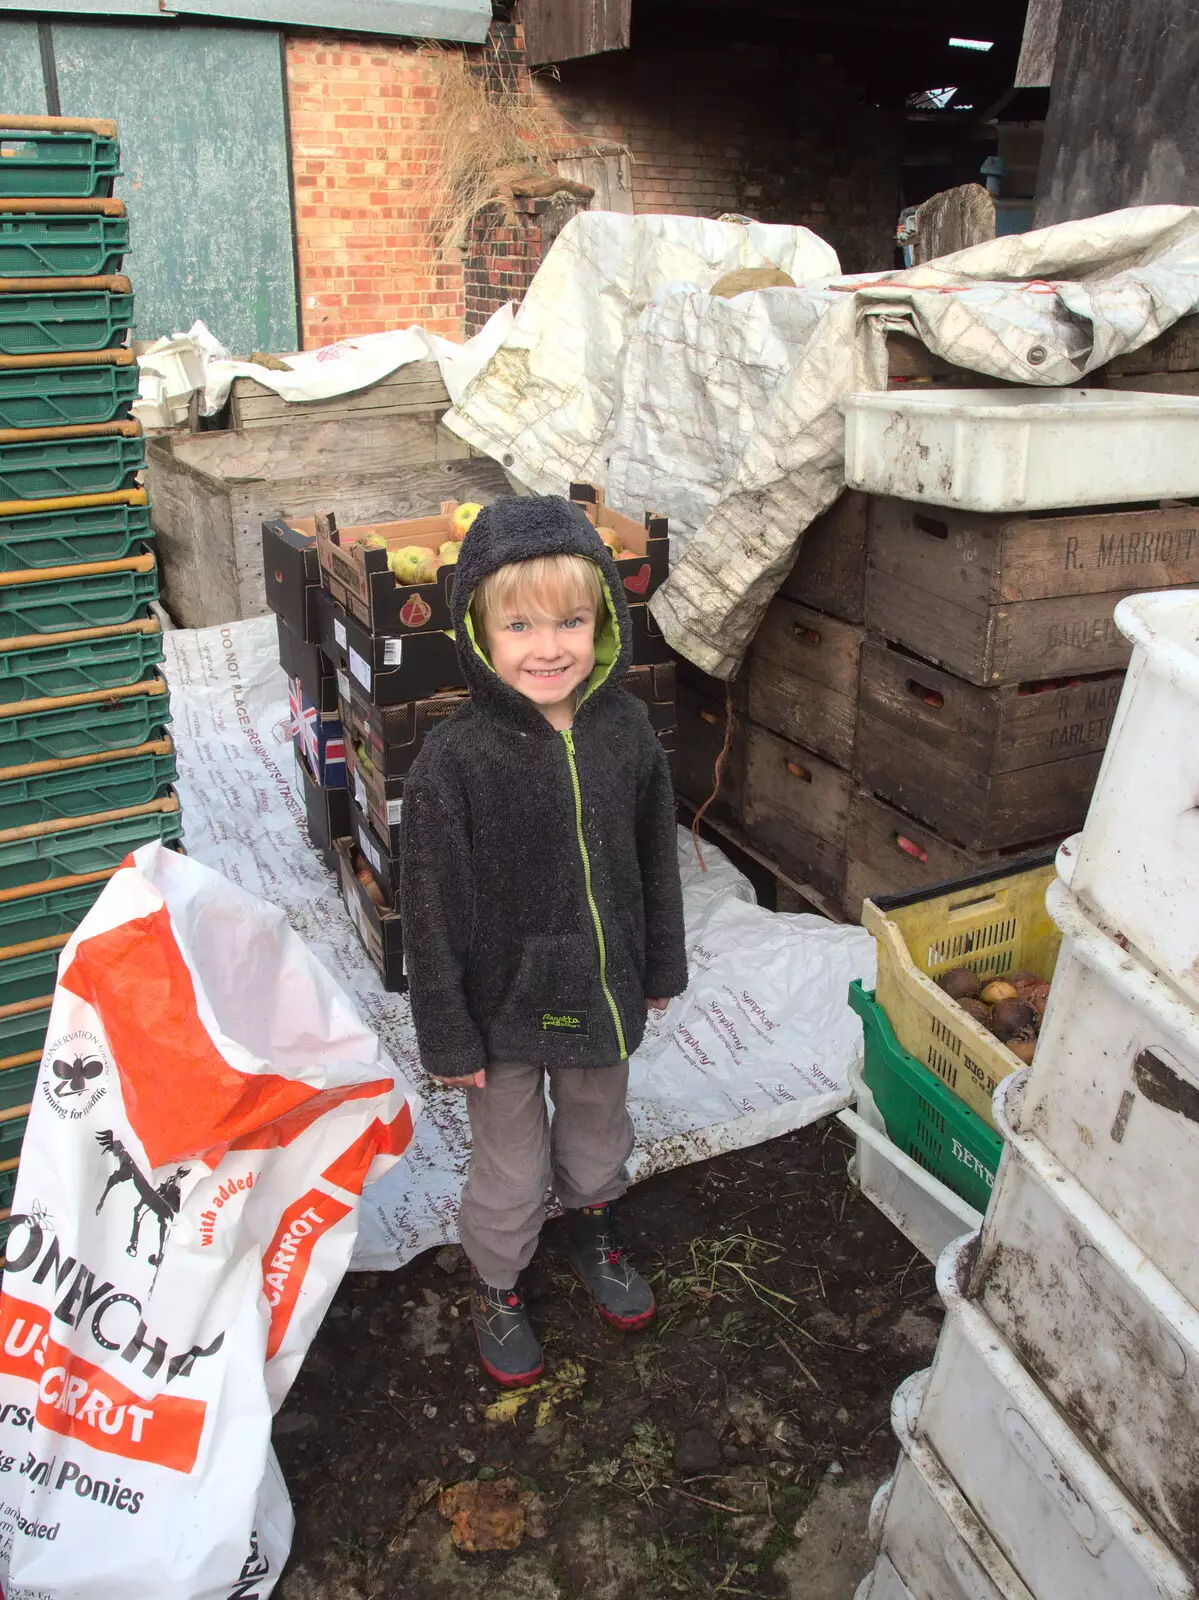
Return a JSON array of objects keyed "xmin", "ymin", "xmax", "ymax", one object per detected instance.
[{"xmin": 540, "ymin": 1010, "xmax": 589, "ymax": 1035}]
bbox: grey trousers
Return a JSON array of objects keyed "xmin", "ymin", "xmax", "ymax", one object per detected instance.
[{"xmin": 458, "ymin": 1060, "xmax": 634, "ymax": 1290}]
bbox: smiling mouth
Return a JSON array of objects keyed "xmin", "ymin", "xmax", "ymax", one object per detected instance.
[{"xmin": 525, "ymin": 667, "xmax": 569, "ymax": 679}]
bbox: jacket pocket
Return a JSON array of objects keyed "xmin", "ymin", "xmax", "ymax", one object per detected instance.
[{"xmin": 482, "ymin": 934, "xmax": 599, "ymax": 1049}]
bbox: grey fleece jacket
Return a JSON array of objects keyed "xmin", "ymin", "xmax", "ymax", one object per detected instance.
[{"xmin": 398, "ymin": 494, "xmax": 688, "ymax": 1078}]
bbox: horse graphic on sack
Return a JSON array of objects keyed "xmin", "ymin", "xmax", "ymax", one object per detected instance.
[{"xmin": 94, "ymin": 1129, "xmax": 189, "ymax": 1266}]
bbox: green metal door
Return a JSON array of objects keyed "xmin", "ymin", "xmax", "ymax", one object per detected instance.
[
  {"xmin": 47, "ymin": 20, "xmax": 298, "ymax": 354},
  {"xmin": 0, "ymin": 21, "xmax": 49, "ymax": 114}
]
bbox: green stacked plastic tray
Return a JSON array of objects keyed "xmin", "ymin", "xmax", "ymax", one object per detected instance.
[
  {"xmin": 0, "ymin": 796, "xmax": 180, "ymax": 891},
  {"xmin": 848, "ymin": 980, "xmax": 1003, "ymax": 1214},
  {"xmin": 0, "ymin": 212, "xmax": 129, "ymax": 277},
  {"xmin": 0, "ymin": 1004, "xmax": 49, "ymax": 1064},
  {"xmin": 0, "ymin": 940, "xmax": 61, "ymax": 1009},
  {"xmin": 0, "ymin": 129, "xmax": 120, "ymax": 199},
  {"xmin": 0, "ymin": 621, "xmax": 162, "ymax": 701},
  {"xmin": 0, "ymin": 738, "xmax": 175, "ymax": 830},
  {"xmin": 0, "ymin": 678, "xmax": 170, "ymax": 767},
  {"xmin": 0, "ymin": 555, "xmax": 156, "ymax": 637},
  {"xmin": 0, "ymin": 288, "xmax": 134, "ymax": 355},
  {"xmin": 0, "ymin": 425, "xmax": 143, "ymax": 500},
  {"xmin": 0, "ymin": 875, "xmax": 108, "ymax": 944},
  {"xmin": 0, "ymin": 1114, "xmax": 29, "ymax": 1166},
  {"xmin": 0, "ymin": 494, "xmax": 151, "ymax": 570},
  {"xmin": 0, "ymin": 358, "xmax": 138, "ymax": 429}
]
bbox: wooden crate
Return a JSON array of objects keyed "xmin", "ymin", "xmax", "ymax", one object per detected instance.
[
  {"xmin": 866, "ymin": 494, "xmax": 1199, "ymax": 685},
  {"xmin": 748, "ymin": 597, "xmax": 863, "ymax": 769},
  {"xmin": 778, "ymin": 490, "xmax": 868, "ymax": 623},
  {"xmin": 228, "ymin": 359, "xmax": 452, "ymax": 430},
  {"xmin": 855, "ymin": 640, "xmax": 1122, "ymax": 850},
  {"xmin": 842, "ymin": 790, "xmax": 1057, "ymax": 924},
  {"xmin": 146, "ymin": 417, "xmax": 510, "ymax": 628},
  {"xmin": 671, "ymin": 679, "xmax": 745, "ymax": 824},
  {"xmin": 741, "ymin": 722, "xmax": 851, "ymax": 899}
]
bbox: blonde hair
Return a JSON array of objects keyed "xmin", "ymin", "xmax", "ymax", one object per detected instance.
[{"xmin": 471, "ymin": 553, "xmax": 604, "ymax": 634}]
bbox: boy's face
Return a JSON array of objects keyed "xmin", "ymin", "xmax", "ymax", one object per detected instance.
[{"xmin": 483, "ymin": 599, "xmax": 597, "ymax": 727}]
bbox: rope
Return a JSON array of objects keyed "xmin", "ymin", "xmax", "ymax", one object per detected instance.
[{"xmin": 689, "ymin": 684, "xmax": 736, "ymax": 873}]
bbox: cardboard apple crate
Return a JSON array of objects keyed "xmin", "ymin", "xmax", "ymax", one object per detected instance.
[
  {"xmin": 343, "ymin": 731, "xmax": 403, "ymax": 851},
  {"xmin": 628, "ymin": 602, "xmax": 672, "ymax": 665},
  {"xmin": 349, "ymin": 799, "xmax": 400, "ymax": 910},
  {"xmin": 866, "ymin": 494, "xmax": 1199, "ymax": 686},
  {"xmin": 842, "ymin": 788, "xmax": 1066, "ymax": 924},
  {"xmin": 855, "ymin": 640, "xmax": 1123, "ymax": 850},
  {"xmin": 339, "ymin": 677, "xmax": 468, "ymax": 781},
  {"xmin": 741, "ymin": 722, "xmax": 851, "ymax": 900},
  {"xmin": 748, "ymin": 597, "xmax": 863, "ymax": 769},
  {"xmin": 319, "ymin": 593, "xmax": 464, "ymax": 707},
  {"xmin": 276, "ymin": 613, "xmax": 336, "ymax": 714},
  {"xmin": 308, "ymin": 504, "xmax": 461, "ymax": 636},
  {"xmin": 297, "ymin": 745, "xmax": 350, "ymax": 874},
  {"xmin": 568, "ymin": 482, "xmax": 669, "ymax": 606},
  {"xmin": 262, "ymin": 519, "xmax": 320, "ymax": 642},
  {"xmin": 334, "ymin": 835, "xmax": 404, "ymax": 992}
]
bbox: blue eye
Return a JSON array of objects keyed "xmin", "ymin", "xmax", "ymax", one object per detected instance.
[
  {"xmin": 561, "ymin": 617, "xmax": 582, "ymax": 630},
  {"xmin": 506, "ymin": 620, "xmax": 528, "ymax": 632}
]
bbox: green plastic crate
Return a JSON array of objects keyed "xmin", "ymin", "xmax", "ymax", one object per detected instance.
[
  {"xmin": 0, "ymin": 428, "xmax": 143, "ymax": 500},
  {"xmin": 0, "ymin": 559, "xmax": 157, "ymax": 637},
  {"xmin": 0, "ymin": 738, "xmax": 175, "ymax": 830},
  {"xmin": 0, "ymin": 1004, "xmax": 48, "ymax": 1063},
  {"xmin": 848, "ymin": 980, "xmax": 1003, "ymax": 1214},
  {"xmin": 0, "ymin": 1114, "xmax": 28, "ymax": 1163},
  {"xmin": 0, "ymin": 495, "xmax": 151, "ymax": 570},
  {"xmin": 0, "ymin": 359, "xmax": 138, "ymax": 428},
  {"xmin": 0, "ymin": 290, "xmax": 134, "ymax": 356},
  {"xmin": 0, "ymin": 941, "xmax": 61, "ymax": 1009},
  {"xmin": 0, "ymin": 797, "xmax": 181, "ymax": 891},
  {"xmin": 0, "ymin": 1062, "xmax": 38, "ymax": 1116},
  {"xmin": 0, "ymin": 213, "xmax": 128, "ymax": 277},
  {"xmin": 0, "ymin": 131, "xmax": 120, "ymax": 199},
  {"xmin": 0, "ymin": 621, "xmax": 163, "ymax": 701},
  {"xmin": 0, "ymin": 875, "xmax": 105, "ymax": 944},
  {"xmin": 0, "ymin": 680, "xmax": 170, "ymax": 768}
]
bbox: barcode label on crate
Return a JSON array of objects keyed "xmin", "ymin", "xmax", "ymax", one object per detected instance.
[
  {"xmin": 384, "ymin": 638, "xmax": 403, "ymax": 667},
  {"xmin": 336, "ymin": 670, "xmax": 350, "ymax": 704},
  {"xmin": 334, "ymin": 618, "xmax": 347, "ymax": 649},
  {"xmin": 348, "ymin": 647, "xmax": 372, "ymax": 693},
  {"xmin": 386, "ymin": 799, "xmax": 403, "ymax": 826},
  {"xmin": 358, "ymin": 828, "xmax": 381, "ymax": 874},
  {"xmin": 354, "ymin": 773, "xmax": 367, "ymax": 813}
]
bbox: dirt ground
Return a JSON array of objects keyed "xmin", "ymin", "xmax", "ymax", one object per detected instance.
[{"xmin": 273, "ymin": 1118, "xmax": 941, "ymax": 1600}]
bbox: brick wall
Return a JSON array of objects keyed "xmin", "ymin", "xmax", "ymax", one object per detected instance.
[
  {"xmin": 284, "ymin": 21, "xmax": 900, "ymax": 350},
  {"xmin": 284, "ymin": 36, "xmax": 469, "ymax": 347},
  {"xmin": 463, "ymin": 187, "xmax": 590, "ymax": 337},
  {"xmin": 532, "ymin": 45, "xmax": 901, "ymax": 276}
]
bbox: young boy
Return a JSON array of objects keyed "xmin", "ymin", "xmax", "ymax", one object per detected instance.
[{"xmin": 399, "ymin": 495, "xmax": 688, "ymax": 1387}]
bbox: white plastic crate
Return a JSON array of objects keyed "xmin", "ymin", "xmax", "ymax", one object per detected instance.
[
  {"xmin": 871, "ymin": 1374, "xmax": 1034, "ymax": 1600},
  {"xmin": 843, "ymin": 388, "xmax": 1199, "ymax": 511},
  {"xmin": 855, "ymin": 1552, "xmax": 918, "ymax": 1600},
  {"xmin": 1066, "ymin": 589, "xmax": 1199, "ymax": 1009},
  {"xmin": 1021, "ymin": 876, "xmax": 1199, "ymax": 1308},
  {"xmin": 922, "ymin": 1234, "xmax": 1193, "ymax": 1599},
  {"xmin": 839, "ymin": 1060, "xmax": 983, "ymax": 1263},
  {"xmin": 974, "ymin": 1073, "xmax": 1199, "ymax": 1572}
]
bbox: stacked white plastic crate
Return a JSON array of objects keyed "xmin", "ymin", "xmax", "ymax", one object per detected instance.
[{"xmin": 854, "ymin": 587, "xmax": 1199, "ymax": 1596}]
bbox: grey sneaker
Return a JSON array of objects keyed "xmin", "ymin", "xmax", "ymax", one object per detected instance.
[
  {"xmin": 470, "ymin": 1273, "xmax": 544, "ymax": 1387},
  {"xmin": 566, "ymin": 1202, "xmax": 656, "ymax": 1330}
]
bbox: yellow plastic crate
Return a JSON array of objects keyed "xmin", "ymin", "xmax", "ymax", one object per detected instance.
[{"xmin": 861, "ymin": 851, "xmax": 1060, "ymax": 1129}]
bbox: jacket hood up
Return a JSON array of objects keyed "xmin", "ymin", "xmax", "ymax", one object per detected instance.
[{"xmin": 451, "ymin": 495, "xmax": 632, "ymax": 727}]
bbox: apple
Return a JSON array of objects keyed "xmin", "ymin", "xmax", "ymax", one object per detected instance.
[
  {"xmin": 452, "ymin": 502, "xmax": 483, "ymax": 539},
  {"xmin": 387, "ymin": 545, "xmax": 437, "ymax": 584},
  {"xmin": 438, "ymin": 541, "xmax": 460, "ymax": 564}
]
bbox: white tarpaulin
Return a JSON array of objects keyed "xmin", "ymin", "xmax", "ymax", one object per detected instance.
[
  {"xmin": 163, "ymin": 617, "xmax": 874, "ymax": 1271},
  {"xmin": 445, "ymin": 205, "xmax": 1199, "ymax": 676},
  {"xmin": 144, "ymin": 305, "xmax": 518, "ymax": 418}
]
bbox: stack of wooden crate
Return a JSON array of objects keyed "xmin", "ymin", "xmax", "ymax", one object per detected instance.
[
  {"xmin": 0, "ymin": 114, "xmax": 184, "ymax": 1221},
  {"xmin": 673, "ymin": 320, "xmax": 1199, "ymax": 919}
]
